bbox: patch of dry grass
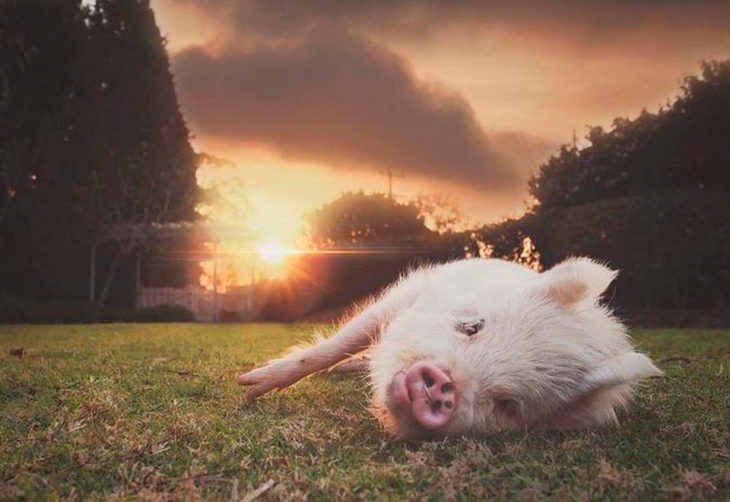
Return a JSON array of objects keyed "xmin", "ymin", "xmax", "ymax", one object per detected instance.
[{"xmin": 1, "ymin": 324, "xmax": 728, "ymax": 500}]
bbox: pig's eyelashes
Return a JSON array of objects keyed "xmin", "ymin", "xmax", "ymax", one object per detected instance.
[{"xmin": 456, "ymin": 318, "xmax": 485, "ymax": 337}]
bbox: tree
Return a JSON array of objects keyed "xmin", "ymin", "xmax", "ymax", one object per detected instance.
[
  {"xmin": 0, "ymin": 0, "xmax": 90, "ymax": 301},
  {"xmin": 75, "ymin": 0, "xmax": 198, "ymax": 311},
  {"xmin": 470, "ymin": 216, "xmax": 541, "ymax": 271},
  {"xmin": 306, "ymin": 191, "xmax": 433, "ymax": 248},
  {"xmin": 525, "ymin": 60, "xmax": 730, "ymax": 311},
  {"xmin": 0, "ymin": 0, "xmax": 87, "ymax": 213},
  {"xmin": 0, "ymin": 0, "xmax": 199, "ymax": 313},
  {"xmin": 529, "ymin": 60, "xmax": 730, "ymax": 210}
]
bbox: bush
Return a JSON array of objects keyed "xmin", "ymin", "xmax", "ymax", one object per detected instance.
[
  {"xmin": 531, "ymin": 189, "xmax": 730, "ymax": 311},
  {"xmin": 0, "ymin": 292, "xmax": 194, "ymax": 323},
  {"xmin": 0, "ymin": 290, "xmax": 95, "ymax": 323}
]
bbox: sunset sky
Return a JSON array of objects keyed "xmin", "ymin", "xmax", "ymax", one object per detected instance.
[{"xmin": 150, "ymin": 0, "xmax": 729, "ymax": 254}]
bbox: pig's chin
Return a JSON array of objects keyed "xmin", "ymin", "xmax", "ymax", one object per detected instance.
[
  {"xmin": 381, "ymin": 379, "xmax": 429, "ymax": 438},
  {"xmin": 385, "ymin": 371, "xmax": 412, "ymax": 417}
]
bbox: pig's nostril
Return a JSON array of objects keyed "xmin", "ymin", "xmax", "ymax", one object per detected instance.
[
  {"xmin": 423, "ymin": 374, "xmax": 435, "ymax": 387},
  {"xmin": 441, "ymin": 382, "xmax": 454, "ymax": 394},
  {"xmin": 444, "ymin": 400, "xmax": 453, "ymax": 409},
  {"xmin": 432, "ymin": 400, "xmax": 442, "ymax": 410}
]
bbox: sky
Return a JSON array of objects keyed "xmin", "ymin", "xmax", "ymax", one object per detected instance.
[{"xmin": 150, "ymin": 0, "xmax": 730, "ymax": 254}]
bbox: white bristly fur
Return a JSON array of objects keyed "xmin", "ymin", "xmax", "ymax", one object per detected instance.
[{"xmin": 236, "ymin": 257, "xmax": 662, "ymax": 439}]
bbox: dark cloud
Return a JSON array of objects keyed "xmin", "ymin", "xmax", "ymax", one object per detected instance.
[
  {"xmin": 165, "ymin": 0, "xmax": 728, "ymax": 190},
  {"xmin": 173, "ymin": 28, "xmax": 520, "ymax": 188},
  {"xmin": 491, "ymin": 132, "xmax": 558, "ymax": 175},
  {"xmin": 173, "ymin": 0, "xmax": 730, "ymax": 54}
]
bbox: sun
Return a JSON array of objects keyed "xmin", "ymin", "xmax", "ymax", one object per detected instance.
[{"xmin": 256, "ymin": 240, "xmax": 287, "ymax": 264}]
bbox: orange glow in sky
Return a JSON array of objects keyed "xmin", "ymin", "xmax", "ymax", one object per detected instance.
[{"xmin": 150, "ymin": 0, "xmax": 730, "ymax": 284}]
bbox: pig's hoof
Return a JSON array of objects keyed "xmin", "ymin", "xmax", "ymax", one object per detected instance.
[
  {"xmin": 235, "ymin": 369, "xmax": 269, "ymax": 399},
  {"xmin": 235, "ymin": 363, "xmax": 295, "ymax": 399}
]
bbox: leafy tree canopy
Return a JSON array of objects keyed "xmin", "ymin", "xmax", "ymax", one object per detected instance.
[
  {"xmin": 0, "ymin": 0, "xmax": 198, "ymax": 308},
  {"xmin": 306, "ymin": 192, "xmax": 434, "ymax": 248},
  {"xmin": 529, "ymin": 60, "xmax": 730, "ymax": 210}
]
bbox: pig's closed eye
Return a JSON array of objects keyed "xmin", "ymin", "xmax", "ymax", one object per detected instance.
[{"xmin": 456, "ymin": 318, "xmax": 485, "ymax": 337}]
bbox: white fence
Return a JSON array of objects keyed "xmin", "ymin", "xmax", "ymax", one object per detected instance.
[{"xmin": 135, "ymin": 285, "xmax": 253, "ymax": 321}]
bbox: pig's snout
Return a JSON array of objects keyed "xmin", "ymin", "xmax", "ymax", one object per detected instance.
[{"xmin": 389, "ymin": 361, "xmax": 456, "ymax": 430}]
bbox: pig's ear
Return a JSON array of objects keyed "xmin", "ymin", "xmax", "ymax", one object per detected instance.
[
  {"xmin": 538, "ymin": 257, "xmax": 617, "ymax": 307},
  {"xmin": 585, "ymin": 352, "xmax": 663, "ymax": 391}
]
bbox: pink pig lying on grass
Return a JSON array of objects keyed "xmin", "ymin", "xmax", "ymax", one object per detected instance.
[{"xmin": 236, "ymin": 258, "xmax": 662, "ymax": 440}]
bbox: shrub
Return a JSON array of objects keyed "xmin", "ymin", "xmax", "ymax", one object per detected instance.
[
  {"xmin": 0, "ymin": 292, "xmax": 194, "ymax": 323},
  {"xmin": 0, "ymin": 291, "xmax": 95, "ymax": 323},
  {"xmin": 531, "ymin": 189, "xmax": 730, "ymax": 311}
]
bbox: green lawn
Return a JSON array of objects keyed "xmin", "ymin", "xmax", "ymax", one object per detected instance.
[{"xmin": 1, "ymin": 324, "xmax": 728, "ymax": 500}]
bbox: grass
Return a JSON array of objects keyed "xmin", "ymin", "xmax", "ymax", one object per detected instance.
[{"xmin": 0, "ymin": 324, "xmax": 728, "ymax": 501}]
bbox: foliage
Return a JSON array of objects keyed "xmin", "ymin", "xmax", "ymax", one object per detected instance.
[
  {"xmin": 273, "ymin": 192, "xmax": 469, "ymax": 320},
  {"xmin": 522, "ymin": 60, "xmax": 730, "ymax": 311},
  {"xmin": 531, "ymin": 190, "xmax": 730, "ymax": 310},
  {"xmin": 469, "ymin": 215, "xmax": 541, "ymax": 270},
  {"xmin": 0, "ymin": 0, "xmax": 90, "ymax": 303},
  {"xmin": 414, "ymin": 193, "xmax": 467, "ymax": 234},
  {"xmin": 0, "ymin": 290, "xmax": 194, "ymax": 323},
  {"xmin": 293, "ymin": 60, "xmax": 730, "ymax": 316},
  {"xmin": 1, "ymin": 324, "xmax": 728, "ymax": 499},
  {"xmin": 0, "ymin": 0, "xmax": 198, "ymax": 310},
  {"xmin": 0, "ymin": 290, "xmax": 93, "ymax": 323},
  {"xmin": 529, "ymin": 60, "xmax": 730, "ymax": 210},
  {"xmin": 279, "ymin": 192, "xmax": 438, "ymax": 319},
  {"xmin": 306, "ymin": 191, "xmax": 434, "ymax": 248}
]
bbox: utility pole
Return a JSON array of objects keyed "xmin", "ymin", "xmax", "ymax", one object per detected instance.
[{"xmin": 380, "ymin": 169, "xmax": 404, "ymax": 199}]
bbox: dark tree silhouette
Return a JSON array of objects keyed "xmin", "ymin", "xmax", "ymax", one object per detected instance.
[
  {"xmin": 529, "ymin": 60, "xmax": 730, "ymax": 210},
  {"xmin": 306, "ymin": 191, "xmax": 434, "ymax": 248},
  {"xmin": 77, "ymin": 0, "xmax": 198, "ymax": 311},
  {"xmin": 0, "ymin": 0, "xmax": 198, "ymax": 315},
  {"xmin": 525, "ymin": 60, "xmax": 730, "ymax": 313},
  {"xmin": 0, "ymin": 0, "xmax": 90, "ymax": 302}
]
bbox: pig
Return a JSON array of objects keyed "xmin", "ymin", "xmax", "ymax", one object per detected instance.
[{"xmin": 236, "ymin": 257, "xmax": 662, "ymax": 439}]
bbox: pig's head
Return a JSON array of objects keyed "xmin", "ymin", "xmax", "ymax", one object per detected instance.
[{"xmin": 368, "ymin": 258, "xmax": 661, "ymax": 440}]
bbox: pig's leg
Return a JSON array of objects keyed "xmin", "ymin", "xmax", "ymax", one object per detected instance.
[
  {"xmin": 235, "ymin": 270, "xmax": 428, "ymax": 399},
  {"xmin": 324, "ymin": 355, "xmax": 371, "ymax": 375}
]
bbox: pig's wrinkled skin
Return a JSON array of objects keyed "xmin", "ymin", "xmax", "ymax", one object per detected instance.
[{"xmin": 236, "ymin": 258, "xmax": 662, "ymax": 439}]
